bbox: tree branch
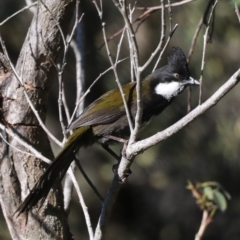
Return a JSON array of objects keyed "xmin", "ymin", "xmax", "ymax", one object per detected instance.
[
  {"xmin": 127, "ymin": 68, "xmax": 240, "ymax": 156},
  {"xmin": 195, "ymin": 210, "xmax": 212, "ymax": 240}
]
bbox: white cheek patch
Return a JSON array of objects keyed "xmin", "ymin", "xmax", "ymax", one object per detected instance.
[{"xmin": 155, "ymin": 81, "xmax": 184, "ymax": 100}]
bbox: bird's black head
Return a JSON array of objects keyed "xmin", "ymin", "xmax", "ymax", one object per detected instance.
[{"xmin": 151, "ymin": 47, "xmax": 199, "ymax": 100}]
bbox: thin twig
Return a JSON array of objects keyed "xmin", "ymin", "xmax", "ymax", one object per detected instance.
[
  {"xmin": 99, "ymin": 0, "xmax": 197, "ymax": 49},
  {"xmin": 61, "ymin": 82, "xmax": 71, "ymax": 124},
  {"xmin": 187, "ymin": 0, "xmax": 216, "ymax": 111},
  {"xmin": 68, "ymin": 169, "xmax": 94, "ymax": 240},
  {"xmin": 92, "ymin": 0, "xmax": 103, "ymax": 18},
  {"xmin": 100, "ymin": 16, "xmax": 134, "ymax": 132},
  {"xmin": 199, "ymin": 0, "xmax": 218, "ymax": 105},
  {"xmin": 69, "ymin": 57, "xmax": 128, "ymax": 125},
  {"xmin": 61, "ymin": 0, "xmax": 89, "ymax": 227},
  {"xmin": 115, "ymin": 28, "xmax": 126, "ymax": 66},
  {"xmin": 135, "ymin": 0, "xmax": 197, "ymax": 10},
  {"xmin": 39, "ymin": 0, "xmax": 84, "ymax": 136},
  {"xmin": 0, "ymin": 123, "xmax": 52, "ymax": 165},
  {"xmin": 114, "ymin": 0, "xmax": 142, "ymax": 143},
  {"xmin": 94, "ymin": 173, "xmax": 120, "ymax": 240},
  {"xmin": 152, "ymin": 23, "xmax": 178, "ymax": 72},
  {"xmin": 58, "ymin": 72, "xmax": 67, "ymax": 141},
  {"xmin": 187, "ymin": 18, "xmax": 204, "ymax": 112},
  {"xmin": 0, "ymin": 132, "xmax": 37, "ymax": 158},
  {"xmin": 127, "ymin": 3, "xmax": 137, "ymax": 82},
  {"xmin": 167, "ymin": 0, "xmax": 173, "ymax": 32},
  {"xmin": 195, "ymin": 210, "xmax": 212, "ymax": 240},
  {"xmin": 75, "ymin": 158, "xmax": 104, "ymax": 202},
  {"xmin": 0, "ymin": 1, "xmax": 37, "ymax": 26},
  {"xmin": 71, "ymin": 40, "xmax": 85, "ymax": 116},
  {"xmin": 25, "ymin": 0, "xmax": 36, "ymax": 14},
  {"xmin": 187, "ymin": 18, "xmax": 204, "ymax": 63},
  {"xmin": 140, "ymin": 0, "xmax": 166, "ymax": 72},
  {"xmin": 63, "ymin": 14, "xmax": 86, "ymax": 214}
]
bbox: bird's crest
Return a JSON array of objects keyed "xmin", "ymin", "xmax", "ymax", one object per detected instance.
[{"xmin": 167, "ymin": 47, "xmax": 190, "ymax": 76}]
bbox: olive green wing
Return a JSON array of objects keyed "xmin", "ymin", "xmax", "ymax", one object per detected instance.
[{"xmin": 68, "ymin": 82, "xmax": 137, "ymax": 130}]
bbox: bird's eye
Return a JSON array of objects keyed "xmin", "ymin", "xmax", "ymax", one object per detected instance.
[{"xmin": 173, "ymin": 73, "xmax": 180, "ymax": 78}]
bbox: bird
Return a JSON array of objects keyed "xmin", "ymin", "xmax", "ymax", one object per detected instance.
[{"xmin": 16, "ymin": 47, "xmax": 199, "ymax": 215}]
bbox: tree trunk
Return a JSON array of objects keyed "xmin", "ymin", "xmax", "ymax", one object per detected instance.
[{"xmin": 0, "ymin": 0, "xmax": 76, "ymax": 239}]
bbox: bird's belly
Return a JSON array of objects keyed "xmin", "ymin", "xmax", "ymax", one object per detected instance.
[
  {"xmin": 92, "ymin": 97, "xmax": 170, "ymax": 145},
  {"xmin": 93, "ymin": 116, "xmax": 154, "ymax": 145},
  {"xmin": 92, "ymin": 115, "xmax": 131, "ymax": 144}
]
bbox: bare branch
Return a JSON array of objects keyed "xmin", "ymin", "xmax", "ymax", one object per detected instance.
[
  {"xmin": 115, "ymin": 28, "xmax": 126, "ymax": 66},
  {"xmin": 127, "ymin": 2, "xmax": 137, "ymax": 82},
  {"xmin": 69, "ymin": 57, "xmax": 128, "ymax": 125},
  {"xmin": 195, "ymin": 210, "xmax": 212, "ymax": 240},
  {"xmin": 63, "ymin": 15, "xmax": 86, "ymax": 217},
  {"xmin": 167, "ymin": 0, "xmax": 173, "ymax": 31},
  {"xmin": 152, "ymin": 24, "xmax": 178, "ymax": 72},
  {"xmin": 0, "ymin": 123, "xmax": 52, "ymax": 165},
  {"xmin": 114, "ymin": 0, "xmax": 141, "ymax": 142},
  {"xmin": 39, "ymin": 0, "xmax": 83, "ymax": 137},
  {"xmin": 75, "ymin": 158, "xmax": 104, "ymax": 202},
  {"xmin": 199, "ymin": 0, "xmax": 218, "ymax": 104},
  {"xmin": 187, "ymin": 0, "xmax": 217, "ymax": 112},
  {"xmin": 104, "ymin": 24, "xmax": 134, "ymax": 132},
  {"xmin": 187, "ymin": 18, "xmax": 204, "ymax": 63},
  {"xmin": 71, "ymin": 40, "xmax": 85, "ymax": 116},
  {"xmin": 187, "ymin": 16, "xmax": 204, "ymax": 112},
  {"xmin": 0, "ymin": 1, "xmax": 37, "ymax": 26},
  {"xmin": 94, "ymin": 173, "xmax": 121, "ymax": 240},
  {"xmin": 100, "ymin": 0, "xmax": 197, "ymax": 49},
  {"xmin": 58, "ymin": 72, "xmax": 68, "ymax": 141},
  {"xmin": 140, "ymin": 0, "xmax": 166, "ymax": 72},
  {"xmin": 68, "ymin": 169, "xmax": 94, "ymax": 240},
  {"xmin": 0, "ymin": 131, "xmax": 38, "ymax": 159},
  {"xmin": 127, "ymin": 68, "xmax": 240, "ymax": 156},
  {"xmin": 25, "ymin": 0, "xmax": 36, "ymax": 14},
  {"xmin": 135, "ymin": 0, "xmax": 197, "ymax": 10},
  {"xmin": 94, "ymin": 0, "xmax": 134, "ymax": 133}
]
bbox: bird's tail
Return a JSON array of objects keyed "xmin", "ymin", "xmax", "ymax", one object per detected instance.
[{"xmin": 16, "ymin": 126, "xmax": 92, "ymax": 216}]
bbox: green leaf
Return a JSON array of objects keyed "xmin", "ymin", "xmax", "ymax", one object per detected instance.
[
  {"xmin": 203, "ymin": 186, "xmax": 214, "ymax": 200},
  {"xmin": 219, "ymin": 187, "xmax": 231, "ymax": 200},
  {"xmin": 213, "ymin": 191, "xmax": 227, "ymax": 212}
]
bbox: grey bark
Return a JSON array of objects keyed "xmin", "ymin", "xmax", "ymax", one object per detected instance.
[{"xmin": 0, "ymin": 0, "xmax": 76, "ymax": 239}]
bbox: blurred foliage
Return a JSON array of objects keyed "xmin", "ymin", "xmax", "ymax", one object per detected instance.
[
  {"xmin": 1, "ymin": 0, "xmax": 240, "ymax": 240},
  {"xmin": 187, "ymin": 181, "xmax": 231, "ymax": 213}
]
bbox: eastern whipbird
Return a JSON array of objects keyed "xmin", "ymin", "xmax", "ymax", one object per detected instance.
[{"xmin": 16, "ymin": 47, "xmax": 199, "ymax": 215}]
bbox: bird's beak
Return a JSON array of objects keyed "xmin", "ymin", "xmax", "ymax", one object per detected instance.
[{"xmin": 184, "ymin": 77, "xmax": 200, "ymax": 86}]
